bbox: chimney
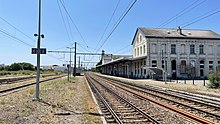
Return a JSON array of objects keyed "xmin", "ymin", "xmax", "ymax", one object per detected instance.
[{"xmin": 177, "ymin": 26, "xmax": 182, "ymax": 35}]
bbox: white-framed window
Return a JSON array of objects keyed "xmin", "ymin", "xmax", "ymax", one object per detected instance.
[
  {"xmin": 140, "ymin": 46, "xmax": 142, "ymax": 55},
  {"xmin": 171, "ymin": 44, "xmax": 176, "ymax": 54},
  {"xmin": 152, "ymin": 60, "xmax": 157, "ymax": 67},
  {"xmin": 190, "ymin": 44, "xmax": 195, "ymax": 54},
  {"xmin": 134, "ymin": 48, "xmax": 136, "ymax": 57},
  {"xmin": 218, "ymin": 61, "xmax": 220, "ymax": 68},
  {"xmin": 200, "ymin": 60, "xmax": 205, "ymax": 69},
  {"xmin": 199, "ymin": 45, "xmax": 204, "ymax": 54},
  {"xmin": 137, "ymin": 47, "xmax": 139, "ymax": 56},
  {"xmin": 143, "ymin": 45, "xmax": 146, "ymax": 54},
  {"xmin": 139, "ymin": 34, "xmax": 143, "ymax": 42},
  {"xmin": 209, "ymin": 61, "xmax": 213, "ymax": 70}
]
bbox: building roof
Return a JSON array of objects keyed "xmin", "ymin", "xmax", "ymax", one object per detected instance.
[{"xmin": 132, "ymin": 27, "xmax": 220, "ymax": 45}]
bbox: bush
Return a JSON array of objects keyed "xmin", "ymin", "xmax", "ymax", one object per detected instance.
[
  {"xmin": 208, "ymin": 70, "xmax": 220, "ymax": 88},
  {"xmin": 9, "ymin": 63, "xmax": 23, "ymax": 71}
]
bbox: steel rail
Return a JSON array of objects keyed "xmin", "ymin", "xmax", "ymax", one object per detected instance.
[
  {"xmin": 99, "ymin": 75, "xmax": 220, "ymax": 109},
  {"xmin": 92, "ymin": 74, "xmax": 215, "ymax": 124},
  {"xmin": 86, "ymin": 75, "xmax": 123, "ymax": 124},
  {"xmin": 98, "ymin": 75, "xmax": 220, "ymax": 119},
  {"xmin": 0, "ymin": 75, "xmax": 66, "ymax": 94},
  {"xmin": 0, "ymin": 74, "xmax": 58, "ymax": 84},
  {"xmin": 87, "ymin": 74, "xmax": 161, "ymax": 124}
]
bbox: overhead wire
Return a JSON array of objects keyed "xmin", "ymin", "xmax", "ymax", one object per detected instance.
[
  {"xmin": 86, "ymin": 0, "xmax": 137, "ymax": 68},
  {"xmin": 96, "ymin": 0, "xmax": 137, "ymax": 53},
  {"xmin": 57, "ymin": 0, "xmax": 73, "ymax": 44},
  {"xmin": 113, "ymin": 44, "xmax": 131, "ymax": 54},
  {"xmin": 158, "ymin": 0, "xmax": 207, "ymax": 28},
  {"xmin": 0, "ymin": 28, "xmax": 33, "ymax": 47},
  {"xmin": 94, "ymin": 0, "xmax": 121, "ymax": 51},
  {"xmin": 0, "ymin": 14, "xmax": 69, "ymax": 64},
  {"xmin": 0, "ymin": 17, "xmax": 36, "ymax": 43},
  {"xmin": 180, "ymin": 7, "xmax": 220, "ymax": 28},
  {"xmin": 58, "ymin": 0, "xmax": 91, "ymax": 52}
]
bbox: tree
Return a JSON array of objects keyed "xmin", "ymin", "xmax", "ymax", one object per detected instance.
[
  {"xmin": 21, "ymin": 62, "xmax": 35, "ymax": 70},
  {"xmin": 9, "ymin": 63, "xmax": 22, "ymax": 71},
  {"xmin": 0, "ymin": 66, "xmax": 4, "ymax": 71},
  {"xmin": 208, "ymin": 70, "xmax": 220, "ymax": 88}
]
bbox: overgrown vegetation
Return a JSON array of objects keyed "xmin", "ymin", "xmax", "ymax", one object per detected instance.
[
  {"xmin": 208, "ymin": 70, "xmax": 220, "ymax": 88},
  {"xmin": 0, "ymin": 62, "xmax": 34, "ymax": 71},
  {"xmin": 0, "ymin": 62, "xmax": 64, "ymax": 76}
]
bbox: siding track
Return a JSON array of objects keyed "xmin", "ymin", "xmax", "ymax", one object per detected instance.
[{"xmin": 0, "ymin": 75, "xmax": 66, "ymax": 95}]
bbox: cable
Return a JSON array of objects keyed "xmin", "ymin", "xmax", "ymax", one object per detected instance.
[
  {"xmin": 94, "ymin": 0, "xmax": 121, "ymax": 51},
  {"xmin": 47, "ymin": 54, "xmax": 66, "ymax": 62},
  {"xmin": 113, "ymin": 44, "xmax": 130, "ymax": 54},
  {"xmin": 158, "ymin": 0, "xmax": 206, "ymax": 28},
  {"xmin": 59, "ymin": 0, "xmax": 91, "ymax": 52},
  {"xmin": 0, "ymin": 28, "xmax": 33, "ymax": 47},
  {"xmin": 96, "ymin": 0, "xmax": 137, "ymax": 52},
  {"xmin": 180, "ymin": 7, "xmax": 220, "ymax": 28},
  {"xmin": 86, "ymin": 0, "xmax": 137, "ymax": 68},
  {"xmin": 0, "ymin": 17, "xmax": 36, "ymax": 43},
  {"xmin": 57, "ymin": 0, "xmax": 72, "ymax": 43}
]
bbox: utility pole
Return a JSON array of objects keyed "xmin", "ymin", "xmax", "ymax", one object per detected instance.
[
  {"xmin": 66, "ymin": 47, "xmax": 73, "ymax": 80},
  {"xmin": 74, "ymin": 42, "xmax": 77, "ymax": 77},
  {"xmin": 78, "ymin": 56, "xmax": 80, "ymax": 68},
  {"xmin": 66, "ymin": 61, "xmax": 70, "ymax": 81},
  {"xmin": 34, "ymin": 0, "xmax": 44, "ymax": 100}
]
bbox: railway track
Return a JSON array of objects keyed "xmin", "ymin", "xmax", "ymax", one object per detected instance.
[
  {"xmin": 96, "ymin": 74, "xmax": 220, "ymax": 123},
  {"xmin": 86, "ymin": 73, "xmax": 160, "ymax": 124},
  {"xmin": 87, "ymin": 73, "xmax": 218, "ymax": 123},
  {"xmin": 0, "ymin": 75, "xmax": 66, "ymax": 95},
  {"xmin": 0, "ymin": 74, "xmax": 59, "ymax": 84}
]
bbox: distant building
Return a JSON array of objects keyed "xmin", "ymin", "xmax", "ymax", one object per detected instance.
[
  {"xmin": 97, "ymin": 27, "xmax": 220, "ymax": 79},
  {"xmin": 0, "ymin": 64, "xmax": 5, "ymax": 67},
  {"xmin": 41, "ymin": 65, "xmax": 67, "ymax": 71}
]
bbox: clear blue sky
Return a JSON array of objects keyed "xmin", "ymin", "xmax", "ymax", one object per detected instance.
[{"xmin": 0, "ymin": 0, "xmax": 220, "ymax": 68}]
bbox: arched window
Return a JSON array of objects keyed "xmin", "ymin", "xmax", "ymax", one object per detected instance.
[
  {"xmin": 143, "ymin": 45, "xmax": 146, "ymax": 54},
  {"xmin": 139, "ymin": 34, "xmax": 142, "ymax": 42}
]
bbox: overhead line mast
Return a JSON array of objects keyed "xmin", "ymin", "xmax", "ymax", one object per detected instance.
[{"xmin": 34, "ymin": 0, "xmax": 44, "ymax": 100}]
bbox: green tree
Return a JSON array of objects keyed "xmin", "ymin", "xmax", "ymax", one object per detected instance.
[
  {"xmin": 22, "ymin": 62, "xmax": 35, "ymax": 70},
  {"xmin": 9, "ymin": 63, "xmax": 22, "ymax": 71},
  {"xmin": 208, "ymin": 70, "xmax": 220, "ymax": 88},
  {"xmin": 4, "ymin": 65, "xmax": 10, "ymax": 71},
  {"xmin": 0, "ymin": 66, "xmax": 4, "ymax": 71}
]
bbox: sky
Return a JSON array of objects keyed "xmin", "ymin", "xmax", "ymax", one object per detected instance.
[{"xmin": 0, "ymin": 0, "xmax": 220, "ymax": 68}]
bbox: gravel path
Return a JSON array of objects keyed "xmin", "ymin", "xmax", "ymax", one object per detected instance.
[{"xmin": 0, "ymin": 75, "xmax": 102, "ymax": 124}]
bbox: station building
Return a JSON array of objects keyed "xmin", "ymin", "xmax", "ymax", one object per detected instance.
[{"xmin": 96, "ymin": 27, "xmax": 220, "ymax": 79}]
